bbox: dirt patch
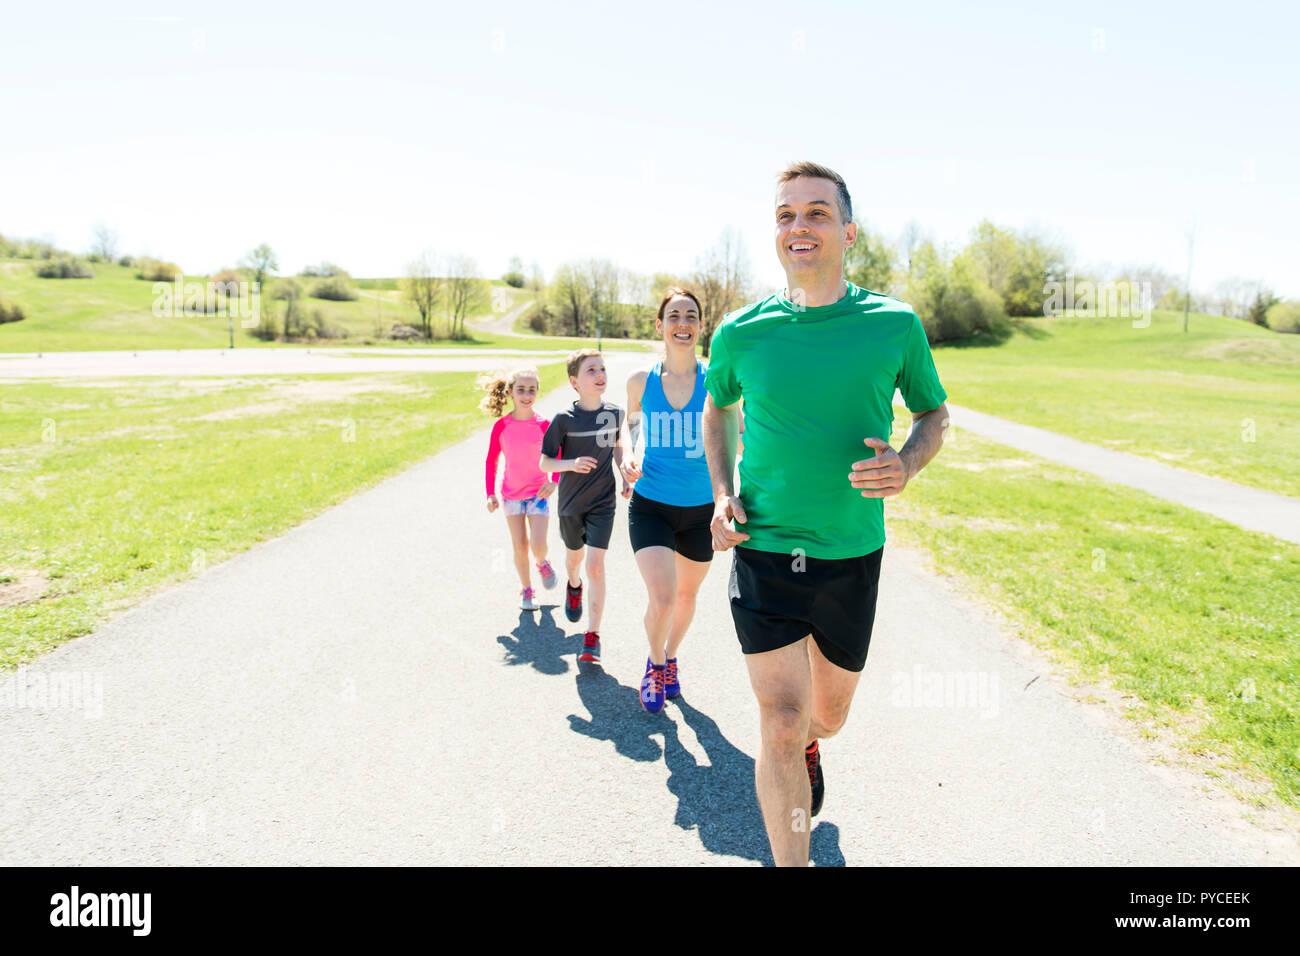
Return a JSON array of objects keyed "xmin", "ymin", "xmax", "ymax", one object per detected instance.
[
  {"xmin": 1194, "ymin": 339, "xmax": 1300, "ymax": 367},
  {"xmin": 0, "ymin": 569, "xmax": 50, "ymax": 608},
  {"xmin": 187, "ymin": 378, "xmax": 420, "ymax": 421}
]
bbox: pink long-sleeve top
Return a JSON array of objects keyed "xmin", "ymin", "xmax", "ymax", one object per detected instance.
[{"xmin": 485, "ymin": 413, "xmax": 559, "ymax": 500}]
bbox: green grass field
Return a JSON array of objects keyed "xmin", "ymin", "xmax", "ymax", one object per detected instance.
[
  {"xmin": 0, "ymin": 362, "xmax": 566, "ymax": 669},
  {"xmin": 890, "ymin": 408, "xmax": 1300, "ymax": 810},
  {"xmin": 933, "ymin": 310, "xmax": 1300, "ymax": 497},
  {"xmin": 0, "ymin": 260, "xmax": 628, "ymax": 353}
]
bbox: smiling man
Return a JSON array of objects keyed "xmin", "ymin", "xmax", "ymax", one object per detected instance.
[{"xmin": 702, "ymin": 161, "xmax": 950, "ymax": 866}]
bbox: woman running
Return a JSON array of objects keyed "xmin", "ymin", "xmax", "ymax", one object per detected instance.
[
  {"xmin": 625, "ymin": 287, "xmax": 716, "ymax": 713},
  {"xmin": 481, "ymin": 367, "xmax": 559, "ymax": 611}
]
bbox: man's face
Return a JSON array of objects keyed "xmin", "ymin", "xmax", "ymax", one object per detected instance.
[
  {"xmin": 774, "ymin": 177, "xmax": 857, "ymax": 281},
  {"xmin": 570, "ymin": 356, "xmax": 607, "ymax": 395}
]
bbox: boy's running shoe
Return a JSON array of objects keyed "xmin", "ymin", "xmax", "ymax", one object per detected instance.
[
  {"xmin": 565, "ymin": 581, "xmax": 583, "ymax": 622},
  {"xmin": 520, "ymin": 586, "xmax": 537, "ymax": 611},
  {"xmin": 664, "ymin": 657, "xmax": 680, "ymax": 698},
  {"xmin": 806, "ymin": 740, "xmax": 824, "ymax": 817},
  {"xmin": 578, "ymin": 631, "xmax": 601, "ymax": 664},
  {"xmin": 639, "ymin": 659, "xmax": 666, "ymax": 713},
  {"xmin": 537, "ymin": 559, "xmax": 557, "ymax": 590}
]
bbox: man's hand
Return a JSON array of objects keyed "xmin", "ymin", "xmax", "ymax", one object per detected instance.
[
  {"xmin": 537, "ymin": 482, "xmax": 556, "ymax": 499},
  {"xmin": 711, "ymin": 495, "xmax": 751, "ymax": 551},
  {"xmin": 621, "ymin": 482, "xmax": 632, "ymax": 499},
  {"xmin": 849, "ymin": 437, "xmax": 912, "ymax": 498},
  {"xmin": 570, "ymin": 456, "xmax": 598, "ymax": 474},
  {"xmin": 486, "ymin": 495, "xmax": 500, "ymax": 513}
]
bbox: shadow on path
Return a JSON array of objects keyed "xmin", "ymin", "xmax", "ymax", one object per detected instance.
[
  {"xmin": 667, "ymin": 697, "xmax": 845, "ymax": 867},
  {"xmin": 496, "ymin": 607, "xmax": 572, "ymax": 675},
  {"xmin": 567, "ymin": 665, "xmax": 665, "ymax": 762}
]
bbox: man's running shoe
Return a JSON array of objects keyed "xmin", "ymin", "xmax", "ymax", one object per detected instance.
[
  {"xmin": 565, "ymin": 581, "xmax": 583, "ymax": 622},
  {"xmin": 640, "ymin": 659, "xmax": 666, "ymax": 713},
  {"xmin": 578, "ymin": 631, "xmax": 601, "ymax": 664},
  {"xmin": 806, "ymin": 740, "xmax": 824, "ymax": 817},
  {"xmin": 520, "ymin": 586, "xmax": 537, "ymax": 611},
  {"xmin": 664, "ymin": 657, "xmax": 680, "ymax": 699},
  {"xmin": 537, "ymin": 559, "xmax": 557, "ymax": 590}
]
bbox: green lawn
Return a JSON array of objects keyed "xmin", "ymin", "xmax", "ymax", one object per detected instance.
[
  {"xmin": 890, "ymin": 408, "xmax": 1300, "ymax": 810},
  {"xmin": 0, "ymin": 260, "xmax": 613, "ymax": 352},
  {"xmin": 0, "ymin": 362, "xmax": 566, "ymax": 669},
  {"xmin": 933, "ymin": 309, "xmax": 1300, "ymax": 497}
]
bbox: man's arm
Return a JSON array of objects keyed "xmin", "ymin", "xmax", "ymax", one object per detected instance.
[
  {"xmin": 702, "ymin": 394, "xmax": 750, "ymax": 549},
  {"xmin": 848, "ymin": 402, "xmax": 949, "ymax": 497}
]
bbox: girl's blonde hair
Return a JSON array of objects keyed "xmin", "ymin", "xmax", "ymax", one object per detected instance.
[{"xmin": 477, "ymin": 367, "xmax": 541, "ymax": 418}]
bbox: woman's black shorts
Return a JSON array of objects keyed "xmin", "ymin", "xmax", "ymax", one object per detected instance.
[
  {"xmin": 728, "ymin": 544, "xmax": 883, "ymax": 673},
  {"xmin": 627, "ymin": 490, "xmax": 714, "ymax": 563}
]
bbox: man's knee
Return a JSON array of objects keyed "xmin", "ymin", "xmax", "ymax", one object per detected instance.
[
  {"xmin": 811, "ymin": 701, "xmax": 851, "ymax": 738},
  {"xmin": 758, "ymin": 701, "xmax": 811, "ymax": 752}
]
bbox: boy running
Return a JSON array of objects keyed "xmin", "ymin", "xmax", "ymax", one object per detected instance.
[{"xmin": 540, "ymin": 349, "xmax": 638, "ymax": 664}]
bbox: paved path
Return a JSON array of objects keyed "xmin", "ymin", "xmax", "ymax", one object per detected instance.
[
  {"xmin": 0, "ymin": 346, "xmax": 574, "ymax": 379},
  {"xmin": 1, "ymin": 353, "xmax": 1292, "ymax": 865},
  {"xmin": 947, "ymin": 404, "xmax": 1300, "ymax": 546}
]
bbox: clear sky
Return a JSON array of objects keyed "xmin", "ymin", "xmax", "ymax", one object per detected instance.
[{"xmin": 2, "ymin": 0, "xmax": 1296, "ymax": 297}]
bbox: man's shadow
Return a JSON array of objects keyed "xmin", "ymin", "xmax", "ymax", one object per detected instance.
[
  {"xmin": 496, "ymin": 606, "xmax": 572, "ymax": 675},
  {"xmin": 664, "ymin": 697, "xmax": 845, "ymax": 867}
]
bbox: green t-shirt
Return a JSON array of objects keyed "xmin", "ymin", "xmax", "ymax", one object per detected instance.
[{"xmin": 705, "ymin": 282, "xmax": 947, "ymax": 559}]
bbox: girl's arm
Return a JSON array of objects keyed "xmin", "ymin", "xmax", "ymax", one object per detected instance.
[{"xmin": 485, "ymin": 417, "xmax": 505, "ymax": 499}]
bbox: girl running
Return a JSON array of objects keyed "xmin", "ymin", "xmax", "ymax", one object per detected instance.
[
  {"xmin": 480, "ymin": 367, "xmax": 560, "ymax": 611},
  {"xmin": 624, "ymin": 288, "xmax": 717, "ymax": 713}
]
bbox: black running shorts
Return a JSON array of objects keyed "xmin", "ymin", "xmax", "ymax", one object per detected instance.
[
  {"xmin": 627, "ymin": 490, "xmax": 714, "ymax": 564},
  {"xmin": 560, "ymin": 505, "xmax": 616, "ymax": 551},
  {"xmin": 727, "ymin": 545, "xmax": 884, "ymax": 673}
]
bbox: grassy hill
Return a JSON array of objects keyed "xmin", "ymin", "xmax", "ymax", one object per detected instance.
[
  {"xmin": 0, "ymin": 260, "xmax": 535, "ymax": 352},
  {"xmin": 933, "ymin": 310, "xmax": 1300, "ymax": 497}
]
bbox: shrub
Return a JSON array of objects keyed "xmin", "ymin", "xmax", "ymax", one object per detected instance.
[
  {"xmin": 905, "ymin": 245, "xmax": 1005, "ymax": 343},
  {"xmin": 300, "ymin": 262, "xmax": 348, "ymax": 278},
  {"xmin": 388, "ymin": 323, "xmax": 422, "ymax": 340},
  {"xmin": 0, "ymin": 295, "xmax": 24, "ymax": 323},
  {"xmin": 306, "ymin": 307, "xmax": 346, "ymax": 339},
  {"xmin": 1265, "ymin": 300, "xmax": 1300, "ymax": 334},
  {"xmin": 117, "ymin": 254, "xmax": 135, "ymax": 267},
  {"xmin": 136, "ymin": 257, "xmax": 181, "ymax": 282},
  {"xmin": 502, "ymin": 271, "xmax": 525, "ymax": 288},
  {"xmin": 309, "ymin": 276, "xmax": 357, "ymax": 301},
  {"xmin": 34, "ymin": 254, "xmax": 94, "ymax": 278}
]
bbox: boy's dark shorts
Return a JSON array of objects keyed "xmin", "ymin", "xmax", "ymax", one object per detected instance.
[
  {"xmin": 627, "ymin": 490, "xmax": 714, "ymax": 564},
  {"xmin": 727, "ymin": 544, "xmax": 884, "ymax": 673},
  {"xmin": 560, "ymin": 505, "xmax": 616, "ymax": 551}
]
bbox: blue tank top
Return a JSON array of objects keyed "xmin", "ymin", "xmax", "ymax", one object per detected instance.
[{"xmin": 635, "ymin": 359, "xmax": 714, "ymax": 507}]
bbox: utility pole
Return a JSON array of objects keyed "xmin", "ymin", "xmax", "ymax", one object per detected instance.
[{"xmin": 597, "ymin": 311, "xmax": 602, "ymax": 352}]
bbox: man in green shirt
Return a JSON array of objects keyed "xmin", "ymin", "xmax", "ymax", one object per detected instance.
[{"xmin": 703, "ymin": 161, "xmax": 950, "ymax": 867}]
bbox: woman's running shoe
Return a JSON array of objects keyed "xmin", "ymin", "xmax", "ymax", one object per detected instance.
[
  {"xmin": 578, "ymin": 631, "xmax": 601, "ymax": 664},
  {"xmin": 664, "ymin": 657, "xmax": 680, "ymax": 698},
  {"xmin": 640, "ymin": 659, "xmax": 666, "ymax": 713},
  {"xmin": 536, "ymin": 559, "xmax": 558, "ymax": 590},
  {"xmin": 519, "ymin": 586, "xmax": 537, "ymax": 611}
]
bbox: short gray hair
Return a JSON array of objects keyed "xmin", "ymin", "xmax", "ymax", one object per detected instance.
[{"xmin": 777, "ymin": 161, "xmax": 852, "ymax": 224}]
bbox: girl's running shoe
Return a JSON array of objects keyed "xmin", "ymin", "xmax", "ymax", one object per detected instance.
[
  {"xmin": 664, "ymin": 657, "xmax": 680, "ymax": 698},
  {"xmin": 536, "ymin": 559, "xmax": 557, "ymax": 590},
  {"xmin": 520, "ymin": 586, "xmax": 537, "ymax": 611},
  {"xmin": 640, "ymin": 659, "xmax": 666, "ymax": 713}
]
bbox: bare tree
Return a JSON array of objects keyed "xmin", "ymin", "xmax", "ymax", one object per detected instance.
[
  {"xmin": 400, "ymin": 250, "xmax": 443, "ymax": 339},
  {"xmin": 527, "ymin": 259, "xmax": 545, "ymax": 296},
  {"xmin": 899, "ymin": 219, "xmax": 928, "ymax": 275},
  {"xmin": 90, "ymin": 223, "xmax": 118, "ymax": 261},
  {"xmin": 692, "ymin": 227, "xmax": 752, "ymax": 356},
  {"xmin": 444, "ymin": 254, "xmax": 488, "ymax": 339}
]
